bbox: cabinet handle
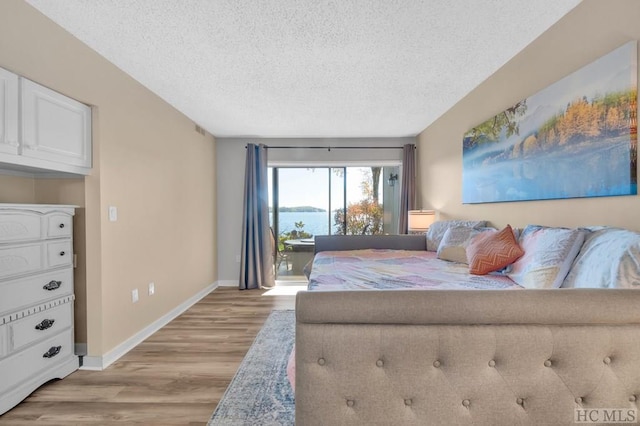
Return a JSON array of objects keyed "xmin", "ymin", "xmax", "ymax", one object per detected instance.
[
  {"xmin": 59, "ymin": 223, "xmax": 65, "ymax": 229},
  {"xmin": 43, "ymin": 280, "xmax": 62, "ymax": 291},
  {"xmin": 59, "ymin": 251, "xmax": 66, "ymax": 256},
  {"xmin": 43, "ymin": 346, "xmax": 62, "ymax": 358},
  {"xmin": 35, "ymin": 319, "xmax": 55, "ymax": 331}
]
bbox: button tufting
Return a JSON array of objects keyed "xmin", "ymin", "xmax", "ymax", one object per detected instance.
[
  {"xmin": 575, "ymin": 397, "xmax": 583, "ymax": 404},
  {"xmin": 462, "ymin": 399, "xmax": 471, "ymax": 407},
  {"xmin": 376, "ymin": 359, "xmax": 384, "ymax": 367},
  {"xmin": 433, "ymin": 360, "xmax": 441, "ymax": 368},
  {"xmin": 544, "ymin": 360, "xmax": 552, "ymax": 367},
  {"xmin": 488, "ymin": 360, "xmax": 496, "ymax": 367},
  {"xmin": 404, "ymin": 399, "xmax": 412, "ymax": 406},
  {"xmin": 630, "ymin": 395, "xmax": 637, "ymax": 402},
  {"xmin": 318, "ymin": 358, "xmax": 326, "ymax": 366},
  {"xmin": 603, "ymin": 356, "xmax": 612, "ymax": 365},
  {"xmin": 516, "ymin": 398, "xmax": 524, "ymax": 405},
  {"xmin": 346, "ymin": 400, "xmax": 354, "ymax": 407}
]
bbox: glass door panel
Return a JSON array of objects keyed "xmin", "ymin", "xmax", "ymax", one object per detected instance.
[
  {"xmin": 272, "ymin": 168, "xmax": 331, "ymax": 278},
  {"xmin": 342, "ymin": 167, "xmax": 384, "ymax": 235},
  {"xmin": 268, "ymin": 165, "xmax": 395, "ymax": 279}
]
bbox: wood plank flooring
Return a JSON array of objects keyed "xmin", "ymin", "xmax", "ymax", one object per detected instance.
[{"xmin": 0, "ymin": 287, "xmax": 296, "ymax": 425}]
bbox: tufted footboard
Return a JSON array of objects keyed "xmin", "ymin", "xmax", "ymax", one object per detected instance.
[{"xmin": 295, "ymin": 289, "xmax": 640, "ymax": 426}]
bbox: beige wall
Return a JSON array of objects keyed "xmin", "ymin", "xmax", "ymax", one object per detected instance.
[
  {"xmin": 0, "ymin": 175, "xmax": 36, "ymax": 202},
  {"xmin": 0, "ymin": 0, "xmax": 216, "ymax": 357},
  {"xmin": 418, "ymin": 0, "xmax": 640, "ymax": 231}
]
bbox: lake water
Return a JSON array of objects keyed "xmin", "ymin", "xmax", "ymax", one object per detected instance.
[{"xmin": 275, "ymin": 211, "xmax": 333, "ymax": 236}]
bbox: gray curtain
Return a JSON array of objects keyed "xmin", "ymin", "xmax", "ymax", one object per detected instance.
[
  {"xmin": 239, "ymin": 143, "xmax": 275, "ymax": 289},
  {"xmin": 399, "ymin": 143, "xmax": 416, "ymax": 234}
]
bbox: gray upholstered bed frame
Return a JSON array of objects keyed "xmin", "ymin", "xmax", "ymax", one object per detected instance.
[
  {"xmin": 314, "ymin": 234, "xmax": 426, "ymax": 253},
  {"xmin": 295, "ymin": 235, "xmax": 640, "ymax": 425}
]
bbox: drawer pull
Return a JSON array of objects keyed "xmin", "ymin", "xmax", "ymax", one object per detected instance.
[
  {"xmin": 43, "ymin": 346, "xmax": 62, "ymax": 358},
  {"xmin": 59, "ymin": 223, "xmax": 65, "ymax": 229},
  {"xmin": 59, "ymin": 251, "xmax": 66, "ymax": 256},
  {"xmin": 35, "ymin": 318, "xmax": 55, "ymax": 331},
  {"xmin": 43, "ymin": 280, "xmax": 62, "ymax": 291}
]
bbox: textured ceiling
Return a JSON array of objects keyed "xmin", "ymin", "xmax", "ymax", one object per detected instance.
[{"xmin": 26, "ymin": 0, "xmax": 581, "ymax": 138}]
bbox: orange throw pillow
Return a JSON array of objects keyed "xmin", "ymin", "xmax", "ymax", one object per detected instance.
[{"xmin": 466, "ymin": 225, "xmax": 524, "ymax": 275}]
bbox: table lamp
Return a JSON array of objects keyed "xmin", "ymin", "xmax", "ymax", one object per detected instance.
[{"xmin": 407, "ymin": 210, "xmax": 436, "ymax": 234}]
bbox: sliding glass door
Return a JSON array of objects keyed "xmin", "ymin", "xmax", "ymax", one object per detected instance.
[{"xmin": 269, "ymin": 165, "xmax": 400, "ymax": 278}]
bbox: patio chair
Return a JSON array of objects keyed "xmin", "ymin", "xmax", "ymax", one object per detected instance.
[{"xmin": 269, "ymin": 227, "xmax": 290, "ymax": 274}]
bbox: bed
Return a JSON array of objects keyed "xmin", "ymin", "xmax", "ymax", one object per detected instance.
[
  {"xmin": 308, "ymin": 249, "xmax": 520, "ymax": 291},
  {"xmin": 294, "ymin": 229, "xmax": 640, "ymax": 425}
]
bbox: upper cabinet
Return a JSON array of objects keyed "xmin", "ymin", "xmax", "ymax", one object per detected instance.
[
  {"xmin": 0, "ymin": 66, "xmax": 92, "ymax": 176},
  {"xmin": 0, "ymin": 68, "xmax": 19, "ymax": 156},
  {"xmin": 21, "ymin": 79, "xmax": 92, "ymax": 170}
]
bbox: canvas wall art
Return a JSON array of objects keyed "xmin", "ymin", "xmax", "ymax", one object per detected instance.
[{"xmin": 462, "ymin": 41, "xmax": 638, "ymax": 204}]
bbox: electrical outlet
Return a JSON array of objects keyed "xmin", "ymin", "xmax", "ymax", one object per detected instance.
[
  {"xmin": 235, "ymin": 255, "xmax": 241, "ymax": 263},
  {"xmin": 148, "ymin": 282, "xmax": 155, "ymax": 296},
  {"xmin": 132, "ymin": 288, "xmax": 139, "ymax": 303},
  {"xmin": 108, "ymin": 206, "xmax": 118, "ymax": 222}
]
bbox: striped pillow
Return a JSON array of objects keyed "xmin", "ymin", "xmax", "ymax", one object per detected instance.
[{"xmin": 467, "ymin": 225, "xmax": 524, "ymax": 275}]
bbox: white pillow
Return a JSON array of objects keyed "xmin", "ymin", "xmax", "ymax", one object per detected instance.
[
  {"xmin": 436, "ymin": 226, "xmax": 480, "ymax": 264},
  {"xmin": 507, "ymin": 225, "xmax": 585, "ymax": 289},
  {"xmin": 562, "ymin": 228, "xmax": 640, "ymax": 288}
]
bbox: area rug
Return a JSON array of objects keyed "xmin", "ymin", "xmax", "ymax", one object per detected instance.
[{"xmin": 208, "ymin": 310, "xmax": 295, "ymax": 425}]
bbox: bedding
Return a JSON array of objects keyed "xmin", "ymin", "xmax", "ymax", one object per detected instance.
[
  {"xmin": 308, "ymin": 249, "xmax": 521, "ymax": 291},
  {"xmin": 562, "ymin": 227, "xmax": 640, "ymax": 288},
  {"xmin": 508, "ymin": 224, "xmax": 586, "ymax": 289}
]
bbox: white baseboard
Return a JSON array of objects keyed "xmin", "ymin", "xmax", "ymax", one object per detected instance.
[
  {"xmin": 79, "ymin": 281, "xmax": 218, "ymax": 371},
  {"xmin": 217, "ymin": 280, "xmax": 238, "ymax": 287}
]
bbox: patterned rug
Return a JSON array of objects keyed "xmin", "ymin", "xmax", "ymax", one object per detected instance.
[{"xmin": 208, "ymin": 310, "xmax": 295, "ymax": 425}]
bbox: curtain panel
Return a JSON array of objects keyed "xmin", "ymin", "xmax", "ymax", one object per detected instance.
[
  {"xmin": 239, "ymin": 143, "xmax": 275, "ymax": 289},
  {"xmin": 399, "ymin": 143, "xmax": 416, "ymax": 234}
]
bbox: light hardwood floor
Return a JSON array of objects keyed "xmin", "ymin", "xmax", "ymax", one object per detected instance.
[{"xmin": 0, "ymin": 287, "xmax": 296, "ymax": 425}]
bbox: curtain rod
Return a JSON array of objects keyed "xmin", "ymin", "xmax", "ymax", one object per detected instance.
[{"xmin": 245, "ymin": 145, "xmax": 408, "ymax": 150}]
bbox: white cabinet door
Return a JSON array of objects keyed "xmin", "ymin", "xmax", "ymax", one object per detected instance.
[
  {"xmin": 0, "ymin": 68, "xmax": 19, "ymax": 155},
  {"xmin": 20, "ymin": 78, "xmax": 91, "ymax": 168}
]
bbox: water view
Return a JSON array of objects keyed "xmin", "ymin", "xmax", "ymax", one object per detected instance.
[{"xmin": 276, "ymin": 211, "xmax": 331, "ymax": 237}]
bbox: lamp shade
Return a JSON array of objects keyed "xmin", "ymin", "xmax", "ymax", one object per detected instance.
[{"xmin": 407, "ymin": 210, "xmax": 436, "ymax": 232}]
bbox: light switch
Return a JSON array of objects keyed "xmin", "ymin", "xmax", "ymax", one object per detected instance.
[{"xmin": 108, "ymin": 206, "xmax": 118, "ymax": 222}]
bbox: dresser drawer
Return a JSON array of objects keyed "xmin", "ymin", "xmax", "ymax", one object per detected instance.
[
  {"xmin": 9, "ymin": 303, "xmax": 72, "ymax": 352},
  {"xmin": 0, "ymin": 243, "xmax": 43, "ymax": 279},
  {"xmin": 46, "ymin": 214, "xmax": 72, "ymax": 239},
  {"xmin": 0, "ymin": 328, "xmax": 74, "ymax": 394},
  {"xmin": 0, "ymin": 268, "xmax": 73, "ymax": 315},
  {"xmin": 0, "ymin": 211, "xmax": 42, "ymax": 243},
  {"xmin": 46, "ymin": 241, "xmax": 72, "ymax": 268}
]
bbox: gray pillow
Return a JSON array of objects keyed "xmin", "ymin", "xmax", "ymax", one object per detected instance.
[{"xmin": 426, "ymin": 220, "xmax": 488, "ymax": 251}]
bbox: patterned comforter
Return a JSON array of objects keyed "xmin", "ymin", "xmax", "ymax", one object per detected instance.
[{"xmin": 308, "ymin": 249, "xmax": 522, "ymax": 291}]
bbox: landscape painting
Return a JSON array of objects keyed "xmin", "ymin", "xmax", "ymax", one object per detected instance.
[{"xmin": 462, "ymin": 41, "xmax": 637, "ymax": 204}]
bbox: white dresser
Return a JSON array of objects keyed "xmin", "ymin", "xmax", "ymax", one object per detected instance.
[{"xmin": 0, "ymin": 204, "xmax": 79, "ymax": 415}]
